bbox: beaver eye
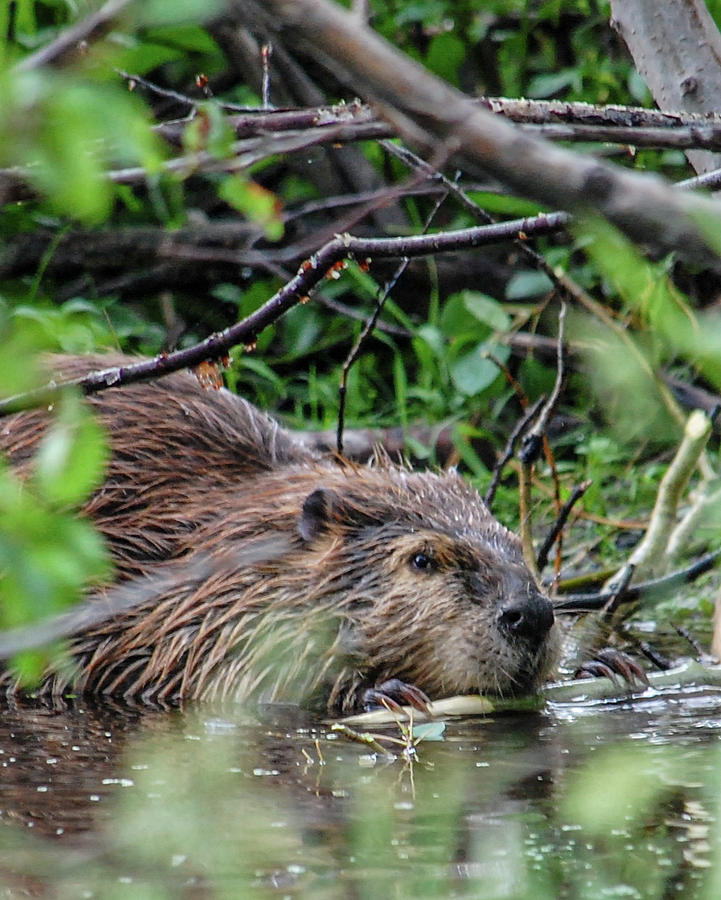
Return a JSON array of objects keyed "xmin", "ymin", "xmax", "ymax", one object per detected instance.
[{"xmin": 410, "ymin": 552, "xmax": 437, "ymax": 572}]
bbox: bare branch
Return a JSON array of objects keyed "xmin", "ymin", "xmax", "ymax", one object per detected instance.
[
  {"xmin": 253, "ymin": 0, "xmax": 721, "ymax": 269},
  {"xmin": 610, "ymin": 0, "xmax": 721, "ymax": 175},
  {"xmin": 478, "ymin": 96, "xmax": 721, "ymax": 130},
  {"xmin": 554, "ymin": 549, "xmax": 721, "ymax": 613},
  {"xmin": 154, "ymin": 97, "xmax": 721, "ymax": 149},
  {"xmin": 14, "ymin": 0, "xmax": 134, "ymax": 73},
  {"xmin": 605, "ymin": 409, "xmax": 714, "ymax": 592}
]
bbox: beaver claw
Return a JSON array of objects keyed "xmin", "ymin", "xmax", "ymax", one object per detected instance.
[
  {"xmin": 574, "ymin": 648, "xmax": 649, "ymax": 688},
  {"xmin": 363, "ymin": 679, "xmax": 432, "ymax": 714}
]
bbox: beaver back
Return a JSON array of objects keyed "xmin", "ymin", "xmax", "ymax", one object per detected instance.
[{"xmin": 0, "ymin": 354, "xmax": 317, "ymax": 578}]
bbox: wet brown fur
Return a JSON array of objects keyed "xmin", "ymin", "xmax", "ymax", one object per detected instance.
[{"xmin": 0, "ymin": 355, "xmax": 559, "ymax": 713}]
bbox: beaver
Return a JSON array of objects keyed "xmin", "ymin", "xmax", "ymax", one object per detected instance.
[{"xmin": 0, "ymin": 355, "xmax": 559, "ymax": 713}]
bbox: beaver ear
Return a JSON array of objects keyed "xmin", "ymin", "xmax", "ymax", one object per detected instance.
[{"xmin": 299, "ymin": 488, "xmax": 342, "ymax": 542}]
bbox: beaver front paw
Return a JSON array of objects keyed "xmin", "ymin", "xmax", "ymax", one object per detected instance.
[
  {"xmin": 574, "ymin": 647, "xmax": 649, "ymax": 688},
  {"xmin": 363, "ymin": 679, "xmax": 431, "ymax": 714}
]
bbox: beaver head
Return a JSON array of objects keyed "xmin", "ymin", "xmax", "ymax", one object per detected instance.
[{"xmin": 290, "ymin": 465, "xmax": 559, "ymax": 711}]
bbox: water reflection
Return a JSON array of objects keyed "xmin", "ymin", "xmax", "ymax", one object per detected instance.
[{"xmin": 0, "ymin": 685, "xmax": 719, "ymax": 897}]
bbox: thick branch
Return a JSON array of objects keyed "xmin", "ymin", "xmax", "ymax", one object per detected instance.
[
  {"xmin": 610, "ymin": 0, "xmax": 721, "ymax": 175},
  {"xmin": 248, "ymin": 0, "xmax": 721, "ymax": 269}
]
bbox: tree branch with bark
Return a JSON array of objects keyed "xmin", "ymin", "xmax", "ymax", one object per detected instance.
[{"xmin": 232, "ymin": 0, "xmax": 721, "ymax": 269}]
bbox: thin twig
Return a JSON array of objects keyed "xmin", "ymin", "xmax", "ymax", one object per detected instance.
[
  {"xmin": 317, "ymin": 295, "xmax": 411, "ymax": 337},
  {"xmin": 674, "ymin": 625, "xmax": 707, "ymax": 661},
  {"xmin": 518, "ymin": 304, "xmax": 567, "ymax": 577},
  {"xmin": 600, "ymin": 563, "xmax": 636, "ymax": 620},
  {"xmin": 14, "ymin": 0, "xmax": 133, "ymax": 72},
  {"xmin": 261, "ymin": 43, "xmax": 273, "ymax": 110},
  {"xmin": 336, "ymin": 170, "xmax": 454, "ymax": 453},
  {"xmin": 536, "ymin": 479, "xmax": 591, "ymax": 573},
  {"xmin": 116, "ymin": 69, "xmax": 199, "ymax": 110},
  {"xmin": 484, "ymin": 396, "xmax": 545, "ymax": 510},
  {"xmin": 553, "ymin": 548, "xmax": 721, "ymax": 612},
  {"xmin": 0, "ymin": 215, "xmax": 565, "ymax": 416}
]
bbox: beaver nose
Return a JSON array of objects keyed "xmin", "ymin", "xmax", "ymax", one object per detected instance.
[{"xmin": 498, "ymin": 593, "xmax": 554, "ymax": 643}]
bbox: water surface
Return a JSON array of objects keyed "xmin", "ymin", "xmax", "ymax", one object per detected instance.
[{"xmin": 1, "ymin": 679, "xmax": 720, "ymax": 898}]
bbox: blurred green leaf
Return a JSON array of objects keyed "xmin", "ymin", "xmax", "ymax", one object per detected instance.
[
  {"xmin": 425, "ymin": 32, "xmax": 465, "ymax": 85},
  {"xmin": 0, "ymin": 70, "xmax": 163, "ymax": 224},
  {"xmin": 143, "ymin": 24, "xmax": 220, "ymax": 54},
  {"xmin": 0, "ymin": 322, "xmax": 111, "ymax": 672},
  {"xmin": 183, "ymin": 102, "xmax": 235, "ymax": 157},
  {"xmin": 505, "ymin": 270, "xmax": 554, "ymax": 300},
  {"xmin": 528, "ymin": 68, "xmax": 580, "ymax": 98},
  {"xmin": 218, "ymin": 175, "xmax": 284, "ymax": 241},
  {"xmin": 114, "ymin": 40, "xmax": 185, "ymax": 75},
  {"xmin": 563, "ymin": 744, "xmax": 681, "ymax": 832},
  {"xmin": 33, "ymin": 392, "xmax": 109, "ymax": 507},
  {"xmin": 134, "ymin": 0, "xmax": 226, "ymax": 26},
  {"xmin": 450, "ymin": 341, "xmax": 507, "ymax": 396},
  {"xmin": 462, "ymin": 291, "xmax": 511, "ymax": 330},
  {"xmin": 568, "ymin": 310, "xmax": 678, "ymax": 443}
]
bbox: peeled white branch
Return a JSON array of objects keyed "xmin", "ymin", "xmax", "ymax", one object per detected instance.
[{"xmin": 607, "ymin": 409, "xmax": 712, "ymax": 591}]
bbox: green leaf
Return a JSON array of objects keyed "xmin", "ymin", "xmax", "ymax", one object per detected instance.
[
  {"xmin": 411, "ymin": 721, "xmax": 446, "ymax": 742},
  {"xmin": 33, "ymin": 393, "xmax": 108, "ymax": 507},
  {"xmin": 425, "ymin": 32, "xmax": 465, "ymax": 86},
  {"xmin": 414, "ymin": 325, "xmax": 445, "ymax": 360},
  {"xmin": 10, "ymin": 648, "xmax": 50, "ymax": 686},
  {"xmin": 135, "ymin": 0, "xmax": 226, "ymax": 26},
  {"xmin": 466, "ymin": 192, "xmax": 544, "ymax": 218},
  {"xmin": 218, "ymin": 176, "xmax": 284, "ymax": 241},
  {"xmin": 233, "ymin": 356, "xmax": 285, "ymax": 391},
  {"xmin": 393, "ymin": 353, "xmax": 408, "ymax": 430},
  {"xmin": 280, "ymin": 304, "xmax": 322, "ymax": 357},
  {"xmin": 462, "ymin": 292, "xmax": 511, "ymax": 331},
  {"xmin": 0, "ymin": 71, "xmax": 163, "ymax": 223},
  {"xmin": 505, "ymin": 270, "xmax": 554, "ymax": 300},
  {"xmin": 440, "ymin": 292, "xmax": 488, "ymax": 340},
  {"xmin": 528, "ymin": 68, "xmax": 580, "ymax": 99},
  {"xmin": 143, "ymin": 24, "xmax": 220, "ymax": 54},
  {"xmin": 114, "ymin": 40, "xmax": 185, "ymax": 76},
  {"xmin": 183, "ymin": 102, "xmax": 235, "ymax": 158},
  {"xmin": 11, "ymin": 0, "xmax": 36, "ymax": 37},
  {"xmin": 450, "ymin": 342, "xmax": 508, "ymax": 396}
]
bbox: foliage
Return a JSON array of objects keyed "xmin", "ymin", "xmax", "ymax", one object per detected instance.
[
  {"xmin": 0, "ymin": 0, "xmax": 717, "ymax": 639},
  {"xmin": 0, "ymin": 320, "xmax": 111, "ymax": 682}
]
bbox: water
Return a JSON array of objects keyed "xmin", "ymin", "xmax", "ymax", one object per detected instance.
[{"xmin": 1, "ymin": 680, "xmax": 720, "ymax": 898}]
